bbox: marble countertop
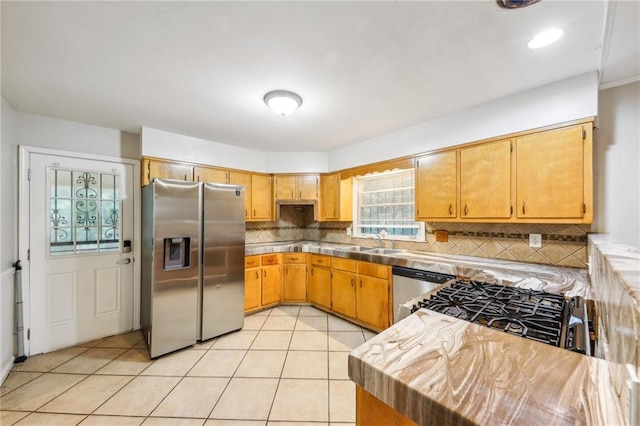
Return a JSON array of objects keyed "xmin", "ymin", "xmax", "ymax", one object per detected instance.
[
  {"xmin": 246, "ymin": 241, "xmax": 590, "ymax": 297},
  {"xmin": 349, "ymin": 309, "xmax": 625, "ymax": 425}
]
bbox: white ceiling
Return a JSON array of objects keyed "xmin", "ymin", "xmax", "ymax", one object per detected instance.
[{"xmin": 2, "ymin": 1, "xmax": 638, "ymax": 152}]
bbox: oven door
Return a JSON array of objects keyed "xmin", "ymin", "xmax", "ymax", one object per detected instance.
[{"xmin": 392, "ymin": 266, "xmax": 455, "ymax": 323}]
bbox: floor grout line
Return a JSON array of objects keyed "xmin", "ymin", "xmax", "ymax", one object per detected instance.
[{"xmin": 1, "ymin": 307, "xmax": 361, "ymax": 425}]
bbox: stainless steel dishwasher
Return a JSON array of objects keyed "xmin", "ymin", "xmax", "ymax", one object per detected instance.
[{"xmin": 392, "ymin": 266, "xmax": 456, "ymax": 323}]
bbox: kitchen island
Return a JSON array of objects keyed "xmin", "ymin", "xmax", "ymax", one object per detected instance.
[{"xmin": 348, "ymin": 308, "xmax": 625, "ymax": 425}]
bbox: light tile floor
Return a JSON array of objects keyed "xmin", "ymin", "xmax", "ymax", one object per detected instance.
[{"xmin": 0, "ymin": 305, "xmax": 377, "ymax": 425}]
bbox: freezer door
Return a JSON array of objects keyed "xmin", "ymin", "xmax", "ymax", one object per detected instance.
[
  {"xmin": 149, "ymin": 179, "xmax": 201, "ymax": 358},
  {"xmin": 202, "ymin": 183, "xmax": 246, "ymax": 341}
]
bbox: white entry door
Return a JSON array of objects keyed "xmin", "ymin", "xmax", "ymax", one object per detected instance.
[{"xmin": 28, "ymin": 152, "xmax": 135, "ymax": 354}]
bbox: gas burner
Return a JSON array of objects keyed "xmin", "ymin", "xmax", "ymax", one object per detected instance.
[{"xmin": 411, "ymin": 280, "xmax": 590, "ymax": 353}]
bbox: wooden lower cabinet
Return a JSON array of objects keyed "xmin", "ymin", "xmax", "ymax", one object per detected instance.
[
  {"xmin": 244, "ymin": 266, "xmax": 261, "ymax": 311},
  {"xmin": 244, "ymin": 254, "xmax": 281, "ymax": 312},
  {"xmin": 356, "ymin": 386, "xmax": 417, "ymax": 426},
  {"xmin": 261, "ymin": 264, "xmax": 282, "ymax": 306},
  {"xmin": 356, "ymin": 275, "xmax": 390, "ymax": 330},
  {"xmin": 283, "ymin": 253, "xmax": 307, "ymax": 302},
  {"xmin": 331, "ymin": 270, "xmax": 357, "ymax": 318},
  {"xmin": 308, "ymin": 266, "xmax": 331, "ymax": 309},
  {"xmin": 245, "ymin": 253, "xmax": 390, "ymax": 331}
]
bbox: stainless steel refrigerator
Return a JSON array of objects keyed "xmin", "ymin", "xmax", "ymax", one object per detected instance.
[{"xmin": 141, "ymin": 178, "xmax": 245, "ymax": 358}]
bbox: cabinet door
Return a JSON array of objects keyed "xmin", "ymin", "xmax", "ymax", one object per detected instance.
[
  {"xmin": 261, "ymin": 265, "xmax": 282, "ymax": 306},
  {"xmin": 460, "ymin": 140, "xmax": 511, "ymax": 219},
  {"xmin": 229, "ymin": 171, "xmax": 252, "ymax": 220},
  {"xmin": 283, "ymin": 264, "xmax": 307, "ymax": 302},
  {"xmin": 321, "ymin": 173, "xmax": 340, "ymax": 220},
  {"xmin": 244, "ymin": 267, "xmax": 261, "ymax": 311},
  {"xmin": 331, "ymin": 270, "xmax": 356, "ymax": 318},
  {"xmin": 143, "ymin": 158, "xmax": 194, "ymax": 185},
  {"xmin": 251, "ymin": 174, "xmax": 272, "ymax": 220},
  {"xmin": 308, "ymin": 266, "xmax": 331, "ymax": 309},
  {"xmin": 516, "ymin": 126, "xmax": 584, "ymax": 219},
  {"xmin": 194, "ymin": 166, "xmax": 228, "ymax": 184},
  {"xmin": 415, "ymin": 151, "xmax": 457, "ymax": 219},
  {"xmin": 356, "ymin": 275, "xmax": 390, "ymax": 331},
  {"xmin": 275, "ymin": 176, "xmax": 296, "ymax": 200},
  {"xmin": 298, "ymin": 175, "xmax": 319, "ymax": 199}
]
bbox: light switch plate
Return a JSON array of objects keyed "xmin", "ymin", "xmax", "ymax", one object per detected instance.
[{"xmin": 529, "ymin": 233, "xmax": 542, "ymax": 248}]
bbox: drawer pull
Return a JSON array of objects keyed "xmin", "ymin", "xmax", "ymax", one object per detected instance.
[{"xmin": 449, "ymin": 204, "xmax": 453, "ymax": 216}]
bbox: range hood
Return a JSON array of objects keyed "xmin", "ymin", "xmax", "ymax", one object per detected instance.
[{"xmin": 275, "ymin": 199, "xmax": 318, "ymax": 221}]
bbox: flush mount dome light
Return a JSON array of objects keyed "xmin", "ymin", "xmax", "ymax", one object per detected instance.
[
  {"xmin": 528, "ymin": 28, "xmax": 564, "ymax": 49},
  {"xmin": 263, "ymin": 90, "xmax": 303, "ymax": 116},
  {"xmin": 496, "ymin": 0, "xmax": 541, "ymax": 9}
]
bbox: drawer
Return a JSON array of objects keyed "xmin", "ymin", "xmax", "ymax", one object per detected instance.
[
  {"xmin": 309, "ymin": 254, "xmax": 331, "ymax": 268},
  {"xmin": 261, "ymin": 254, "xmax": 280, "ymax": 266},
  {"xmin": 245, "ymin": 255, "xmax": 260, "ymax": 268},
  {"xmin": 283, "ymin": 253, "xmax": 306, "ymax": 264},
  {"xmin": 358, "ymin": 261, "xmax": 390, "ymax": 280},
  {"xmin": 332, "ymin": 257, "xmax": 357, "ymax": 273}
]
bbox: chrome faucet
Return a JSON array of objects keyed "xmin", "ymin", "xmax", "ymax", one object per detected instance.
[{"xmin": 375, "ymin": 234, "xmax": 383, "ymax": 248}]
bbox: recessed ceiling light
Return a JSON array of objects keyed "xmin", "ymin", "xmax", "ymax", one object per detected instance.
[
  {"xmin": 263, "ymin": 90, "xmax": 303, "ymax": 117},
  {"xmin": 528, "ymin": 28, "xmax": 564, "ymax": 49}
]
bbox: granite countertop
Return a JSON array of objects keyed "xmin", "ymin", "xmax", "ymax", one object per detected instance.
[
  {"xmin": 348, "ymin": 309, "xmax": 625, "ymax": 425},
  {"xmin": 246, "ymin": 241, "xmax": 590, "ymax": 297}
]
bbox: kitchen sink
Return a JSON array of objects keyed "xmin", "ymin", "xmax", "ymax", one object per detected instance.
[{"xmin": 361, "ymin": 248, "xmax": 405, "ymax": 255}]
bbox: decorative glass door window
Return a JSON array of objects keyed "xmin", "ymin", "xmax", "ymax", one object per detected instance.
[{"xmin": 49, "ymin": 168, "xmax": 120, "ymax": 255}]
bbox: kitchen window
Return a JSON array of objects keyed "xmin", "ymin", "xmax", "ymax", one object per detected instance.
[{"xmin": 353, "ymin": 169, "xmax": 425, "ymax": 241}]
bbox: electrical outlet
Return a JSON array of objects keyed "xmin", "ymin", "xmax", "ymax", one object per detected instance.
[
  {"xmin": 435, "ymin": 230, "xmax": 448, "ymax": 242},
  {"xmin": 529, "ymin": 233, "xmax": 542, "ymax": 248},
  {"xmin": 346, "ymin": 226, "xmax": 352, "ymax": 236}
]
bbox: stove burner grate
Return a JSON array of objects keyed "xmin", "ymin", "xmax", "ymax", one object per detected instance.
[{"xmin": 412, "ymin": 281, "xmax": 567, "ymax": 348}]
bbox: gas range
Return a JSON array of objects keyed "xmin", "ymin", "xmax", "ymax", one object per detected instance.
[{"xmin": 403, "ymin": 280, "xmax": 593, "ymax": 355}]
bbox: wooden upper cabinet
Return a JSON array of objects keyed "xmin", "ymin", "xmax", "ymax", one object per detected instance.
[
  {"xmin": 415, "ymin": 151, "xmax": 457, "ymax": 220},
  {"xmin": 142, "ymin": 158, "xmax": 194, "ymax": 185},
  {"xmin": 274, "ymin": 175, "xmax": 319, "ymax": 200},
  {"xmin": 251, "ymin": 174, "xmax": 273, "ymax": 221},
  {"xmin": 229, "ymin": 171, "xmax": 252, "ymax": 220},
  {"xmin": 320, "ymin": 173, "xmax": 353, "ymax": 222},
  {"xmin": 194, "ymin": 166, "xmax": 228, "ymax": 184},
  {"xmin": 516, "ymin": 125, "xmax": 588, "ymax": 220},
  {"xmin": 460, "ymin": 140, "xmax": 512, "ymax": 219}
]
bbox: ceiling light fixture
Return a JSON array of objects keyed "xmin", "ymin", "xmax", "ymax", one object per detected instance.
[
  {"xmin": 528, "ymin": 28, "xmax": 564, "ymax": 49},
  {"xmin": 263, "ymin": 90, "xmax": 303, "ymax": 117}
]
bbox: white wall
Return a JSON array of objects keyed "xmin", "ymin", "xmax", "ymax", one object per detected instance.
[
  {"xmin": 266, "ymin": 152, "xmax": 328, "ymax": 173},
  {"xmin": 593, "ymin": 81, "xmax": 640, "ymax": 249},
  {"xmin": 328, "ymin": 72, "xmax": 599, "ymax": 171},
  {"xmin": 1, "ymin": 97, "xmax": 19, "ymax": 381},
  {"xmin": 15, "ymin": 111, "xmax": 140, "ymax": 160},
  {"xmin": 141, "ymin": 127, "xmax": 269, "ymax": 172}
]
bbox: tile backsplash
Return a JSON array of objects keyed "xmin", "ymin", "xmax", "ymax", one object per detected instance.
[{"xmin": 247, "ymin": 207, "xmax": 589, "ymax": 268}]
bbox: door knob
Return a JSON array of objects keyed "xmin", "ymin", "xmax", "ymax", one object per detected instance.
[{"xmin": 116, "ymin": 258, "xmax": 132, "ymax": 265}]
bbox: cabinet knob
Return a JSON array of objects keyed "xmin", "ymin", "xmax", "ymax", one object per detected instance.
[
  {"xmin": 255, "ymin": 271, "xmax": 259, "ymax": 279},
  {"xmin": 463, "ymin": 204, "xmax": 468, "ymax": 216},
  {"xmin": 359, "ymin": 279, "xmax": 363, "ymax": 288},
  {"xmin": 299, "ymin": 191, "xmax": 302, "ymax": 198},
  {"xmin": 522, "ymin": 201, "xmax": 526, "ymax": 214},
  {"xmin": 449, "ymin": 204, "xmax": 453, "ymax": 216}
]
